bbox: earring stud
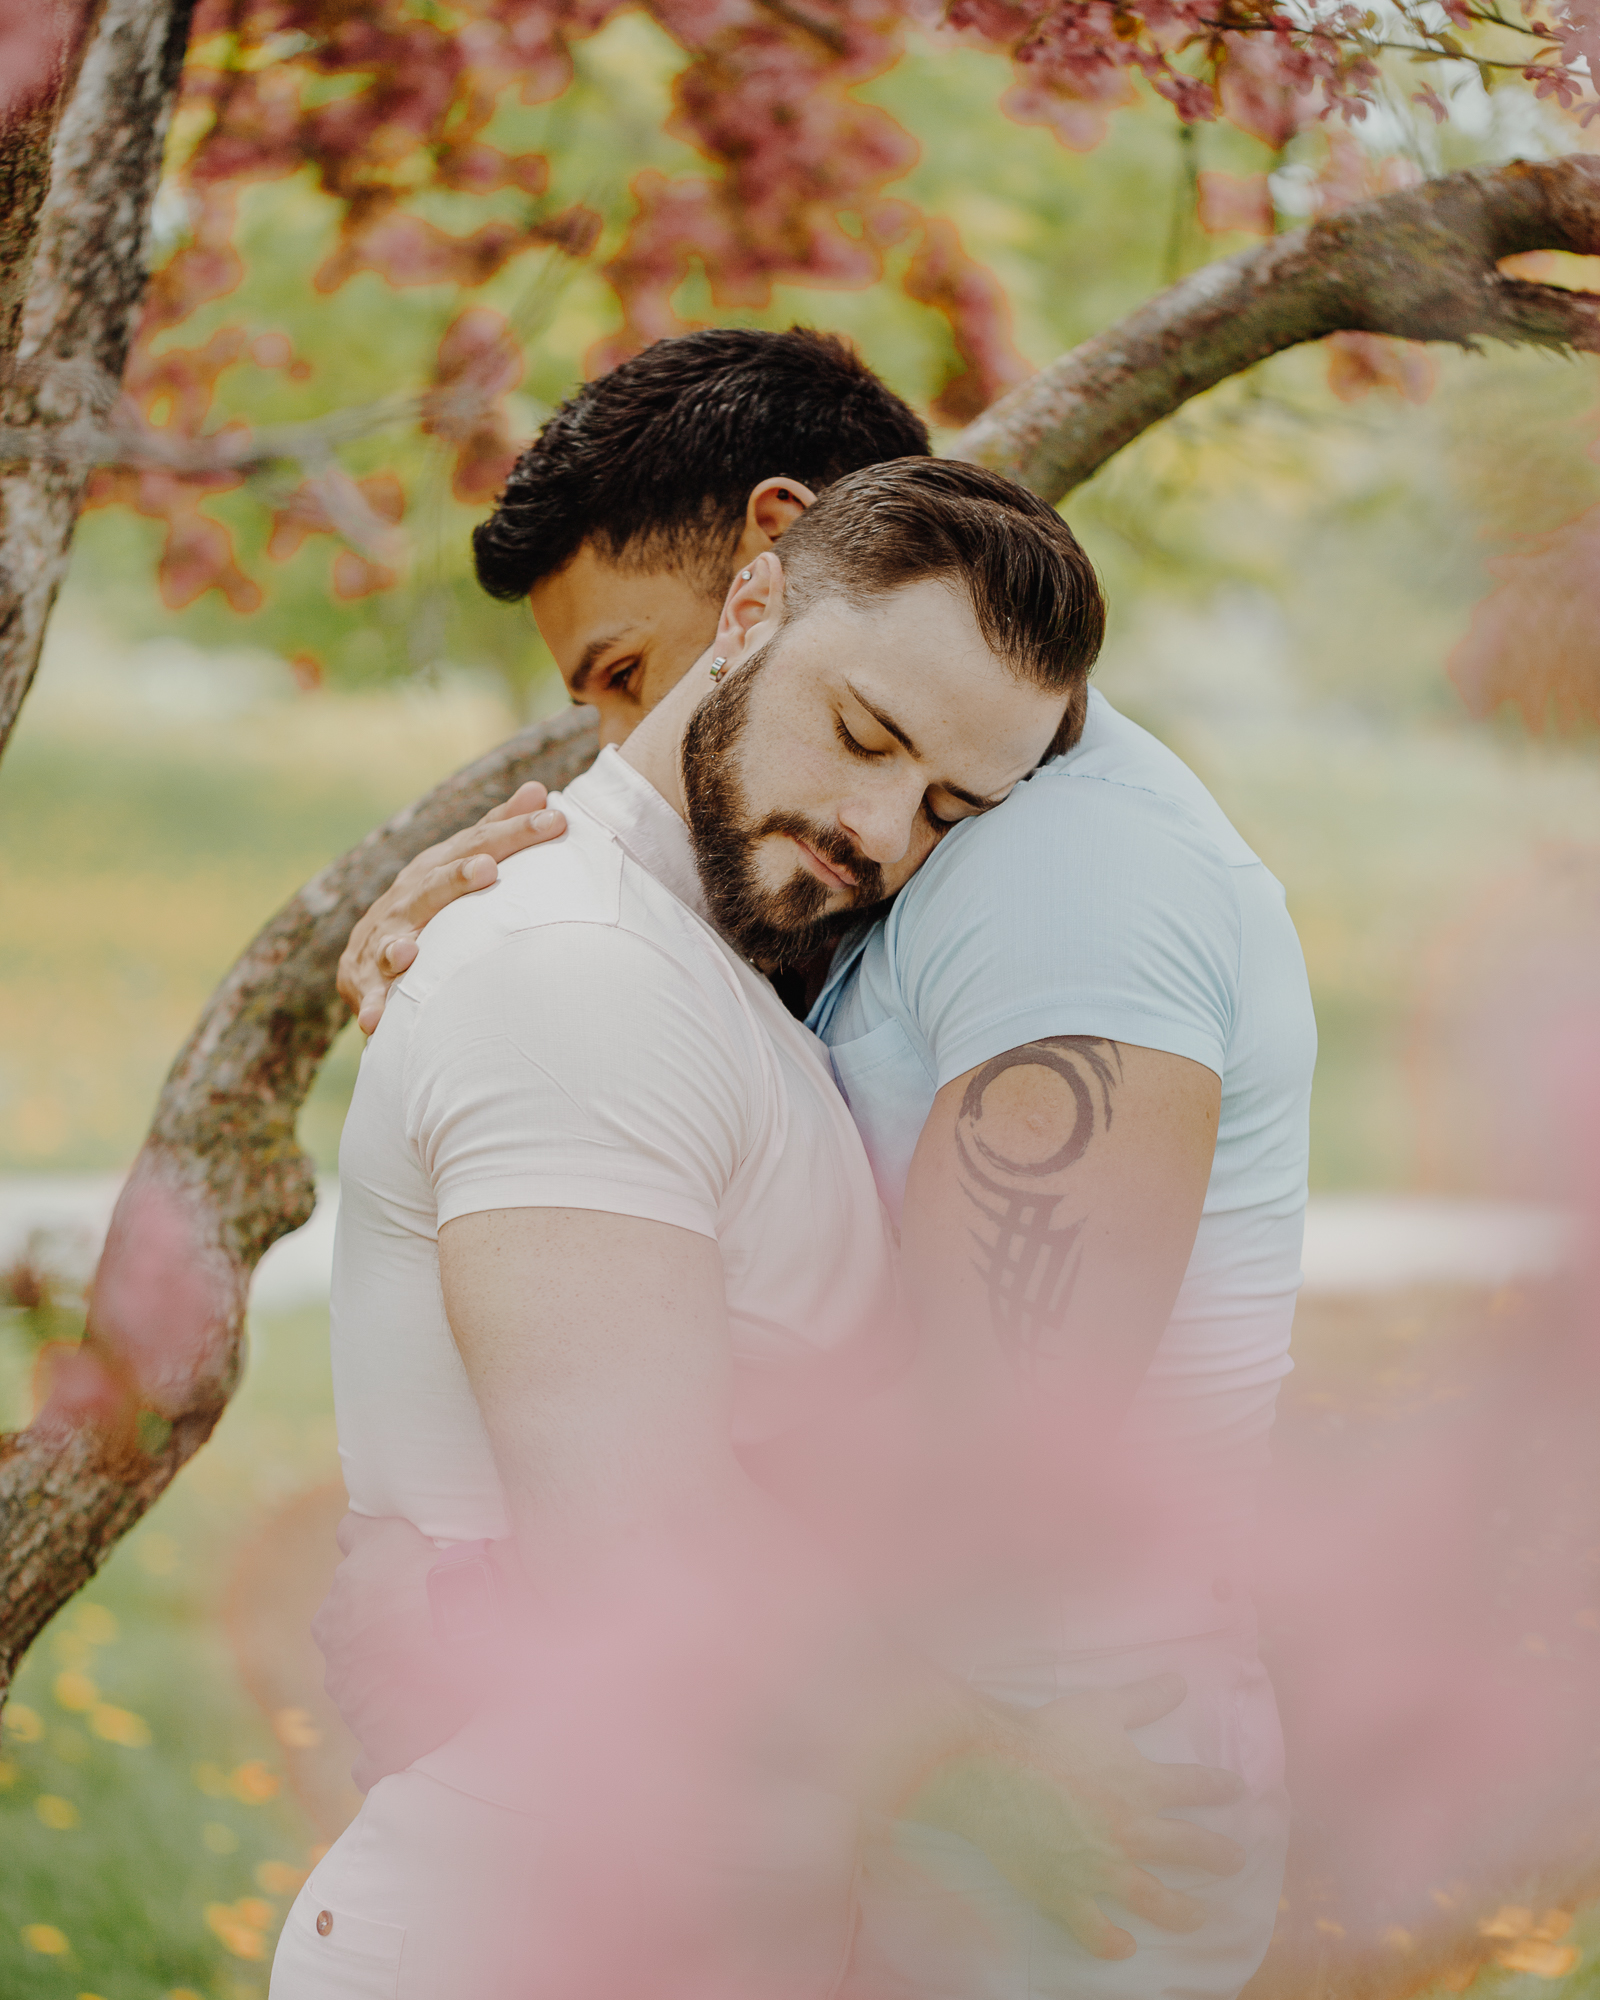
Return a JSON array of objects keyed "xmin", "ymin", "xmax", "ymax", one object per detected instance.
[
  {"xmin": 710, "ymin": 656, "xmax": 728, "ymax": 681},
  {"xmin": 741, "ymin": 568, "xmax": 752, "ymax": 580}
]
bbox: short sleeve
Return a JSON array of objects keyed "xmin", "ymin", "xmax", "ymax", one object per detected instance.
[
  {"xmin": 894, "ymin": 777, "xmax": 1243, "ymax": 1087},
  {"xmin": 401, "ymin": 923, "xmax": 753, "ymax": 1238}
]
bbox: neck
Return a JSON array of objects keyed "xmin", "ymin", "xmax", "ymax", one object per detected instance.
[{"xmin": 618, "ymin": 650, "xmax": 712, "ymax": 820}]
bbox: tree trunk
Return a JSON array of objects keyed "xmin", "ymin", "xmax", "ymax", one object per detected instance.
[
  {"xmin": 0, "ymin": 0, "xmax": 192, "ymax": 761},
  {"xmin": 3, "ymin": 151, "xmax": 1600, "ymax": 1697}
]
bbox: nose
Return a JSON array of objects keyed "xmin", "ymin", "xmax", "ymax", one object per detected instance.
[{"xmin": 837, "ymin": 772, "xmax": 925, "ymax": 871}]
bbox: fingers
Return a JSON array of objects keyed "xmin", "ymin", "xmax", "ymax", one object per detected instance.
[
  {"xmin": 480, "ymin": 781, "xmax": 549, "ymax": 823},
  {"xmin": 401, "ymin": 853, "xmax": 499, "ymax": 930},
  {"xmin": 1125, "ymin": 1817, "xmax": 1246, "ymax": 1877},
  {"xmin": 334, "ymin": 1510, "xmax": 383, "ymax": 1557},
  {"xmin": 437, "ymin": 807, "xmax": 567, "ymax": 873},
  {"xmin": 1106, "ymin": 1862, "xmax": 1206, "ymax": 1935},
  {"xmin": 1142, "ymin": 1760, "xmax": 1244, "ymax": 1811},
  {"xmin": 1111, "ymin": 1672, "xmax": 1188, "ymax": 1731},
  {"xmin": 378, "ymin": 934, "xmax": 420, "ymax": 978},
  {"xmin": 1048, "ymin": 1890, "xmax": 1136, "ymax": 1960}
]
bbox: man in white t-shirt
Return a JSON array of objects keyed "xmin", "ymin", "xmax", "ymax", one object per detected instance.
[
  {"xmin": 273, "ymin": 459, "xmax": 1243, "ymax": 2000},
  {"xmin": 323, "ymin": 333, "xmax": 1314, "ymax": 2000}
]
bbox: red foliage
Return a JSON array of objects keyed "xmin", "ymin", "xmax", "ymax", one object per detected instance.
[
  {"xmin": 902, "ymin": 217, "xmax": 1031, "ymax": 424},
  {"xmin": 1325, "ymin": 328, "xmax": 1436, "ymax": 404},
  {"xmin": 91, "ymin": 0, "xmax": 1596, "ymax": 659},
  {"xmin": 1447, "ymin": 500, "xmax": 1600, "ymax": 729},
  {"xmin": 423, "ymin": 306, "xmax": 526, "ymax": 501},
  {"xmin": 1195, "ymin": 169, "xmax": 1273, "ymax": 237}
]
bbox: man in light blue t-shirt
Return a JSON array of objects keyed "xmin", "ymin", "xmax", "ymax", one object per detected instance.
[{"xmin": 811, "ymin": 683, "xmax": 1316, "ymax": 2000}]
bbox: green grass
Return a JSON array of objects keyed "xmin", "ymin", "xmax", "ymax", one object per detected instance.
[{"xmin": 0, "ymin": 1305, "xmax": 338, "ymax": 2000}]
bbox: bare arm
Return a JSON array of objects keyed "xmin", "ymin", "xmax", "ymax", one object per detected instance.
[
  {"xmin": 438, "ymin": 1205, "xmax": 740, "ymax": 1566},
  {"xmin": 902, "ymin": 1035, "xmax": 1218, "ymax": 1447}
]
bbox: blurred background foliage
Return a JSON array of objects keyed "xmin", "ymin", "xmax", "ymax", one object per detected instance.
[
  {"xmin": 10, "ymin": 20, "xmax": 1599, "ymax": 1191},
  {"xmin": 4, "ymin": 17, "xmax": 1600, "ymax": 1997}
]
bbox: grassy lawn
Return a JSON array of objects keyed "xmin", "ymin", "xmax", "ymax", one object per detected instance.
[{"xmin": 0, "ymin": 1306, "xmax": 340, "ymax": 2000}]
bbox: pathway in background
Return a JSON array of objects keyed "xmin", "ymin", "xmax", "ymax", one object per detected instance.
[{"xmin": 0, "ymin": 1174, "xmax": 1579, "ymax": 1310}]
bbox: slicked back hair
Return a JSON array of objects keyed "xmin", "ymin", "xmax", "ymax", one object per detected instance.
[
  {"xmin": 773, "ymin": 458, "xmax": 1105, "ymax": 754},
  {"xmin": 472, "ymin": 328, "xmax": 932, "ymax": 603}
]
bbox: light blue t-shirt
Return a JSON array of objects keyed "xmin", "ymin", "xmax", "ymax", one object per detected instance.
[{"xmin": 808, "ymin": 688, "xmax": 1317, "ymax": 1643}]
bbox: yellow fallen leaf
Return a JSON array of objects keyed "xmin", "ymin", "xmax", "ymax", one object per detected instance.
[
  {"xmin": 1480, "ymin": 1904, "xmax": 1534, "ymax": 1939},
  {"xmin": 72, "ymin": 1606, "xmax": 118, "ymax": 1646},
  {"xmin": 257, "ymin": 1860, "xmax": 307, "ymax": 1896},
  {"xmin": 1494, "ymin": 1940, "xmax": 1580, "ymax": 1978},
  {"xmin": 204, "ymin": 1903, "xmax": 266, "ymax": 1961},
  {"xmin": 230, "ymin": 1760, "xmax": 280, "ymax": 1803},
  {"xmin": 52, "ymin": 1671, "xmax": 97, "ymax": 1714},
  {"xmin": 236, "ymin": 1898, "xmax": 273, "ymax": 1928},
  {"xmin": 35, "ymin": 1795, "xmax": 79, "ymax": 1830},
  {"xmin": 273, "ymin": 1706, "xmax": 323, "ymax": 1750},
  {"xmin": 0, "ymin": 1758, "xmax": 16, "ymax": 1789},
  {"xmin": 90, "ymin": 1704, "xmax": 151, "ymax": 1748},
  {"xmin": 21, "ymin": 1923, "xmax": 69, "ymax": 1955},
  {"xmin": 7, "ymin": 1703, "xmax": 45, "ymax": 1742}
]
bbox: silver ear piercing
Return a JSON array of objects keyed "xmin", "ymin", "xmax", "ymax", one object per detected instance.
[
  {"xmin": 710, "ymin": 657, "xmax": 728, "ymax": 681},
  {"xmin": 741, "ymin": 568, "xmax": 752, "ymax": 580}
]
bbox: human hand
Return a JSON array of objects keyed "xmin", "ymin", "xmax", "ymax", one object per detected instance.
[
  {"xmin": 908, "ymin": 1674, "xmax": 1245, "ymax": 1959},
  {"xmin": 311, "ymin": 1512, "xmax": 483, "ymax": 1791},
  {"xmin": 336, "ymin": 783, "xmax": 568, "ymax": 1034}
]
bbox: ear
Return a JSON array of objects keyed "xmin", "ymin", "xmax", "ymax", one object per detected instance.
[
  {"xmin": 713, "ymin": 548, "xmax": 786, "ymax": 660},
  {"xmin": 732, "ymin": 476, "xmax": 818, "ymax": 564}
]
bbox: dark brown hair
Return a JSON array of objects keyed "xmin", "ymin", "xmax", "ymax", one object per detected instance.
[
  {"xmin": 472, "ymin": 328, "xmax": 931, "ymax": 603},
  {"xmin": 774, "ymin": 458, "xmax": 1105, "ymax": 752}
]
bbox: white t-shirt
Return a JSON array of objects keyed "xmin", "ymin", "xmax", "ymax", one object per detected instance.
[{"xmin": 330, "ymin": 747, "xmax": 905, "ymax": 1544}]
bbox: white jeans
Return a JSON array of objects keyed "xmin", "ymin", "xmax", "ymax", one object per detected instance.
[
  {"xmin": 268, "ymin": 1757, "xmax": 860, "ymax": 2000},
  {"xmin": 270, "ymin": 1629, "xmax": 1286, "ymax": 2000}
]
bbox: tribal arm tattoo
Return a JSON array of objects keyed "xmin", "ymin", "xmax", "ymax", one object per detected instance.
[{"xmin": 954, "ymin": 1037, "xmax": 1123, "ymax": 1379}]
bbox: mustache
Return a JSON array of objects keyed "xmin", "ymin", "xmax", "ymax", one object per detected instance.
[{"xmin": 754, "ymin": 812, "xmax": 885, "ymax": 906}]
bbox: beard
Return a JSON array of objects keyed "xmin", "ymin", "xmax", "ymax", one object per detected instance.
[{"xmin": 680, "ymin": 641, "xmax": 894, "ymax": 969}]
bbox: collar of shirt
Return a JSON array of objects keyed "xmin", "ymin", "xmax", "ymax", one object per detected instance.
[{"xmin": 562, "ymin": 744, "xmax": 710, "ymax": 922}]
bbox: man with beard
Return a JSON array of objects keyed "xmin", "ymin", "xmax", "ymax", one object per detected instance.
[
  {"xmin": 324, "ymin": 329, "xmax": 1313, "ymax": 2000},
  {"xmin": 272, "ymin": 458, "xmax": 1207, "ymax": 2000}
]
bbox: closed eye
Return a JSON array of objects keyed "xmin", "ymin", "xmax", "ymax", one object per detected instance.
[{"xmin": 835, "ymin": 713, "xmax": 886, "ymax": 761}]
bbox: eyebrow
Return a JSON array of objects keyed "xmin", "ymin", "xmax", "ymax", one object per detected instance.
[
  {"xmin": 569, "ymin": 626, "xmax": 642, "ymax": 694},
  {"xmin": 844, "ymin": 679, "xmax": 1006, "ymax": 814}
]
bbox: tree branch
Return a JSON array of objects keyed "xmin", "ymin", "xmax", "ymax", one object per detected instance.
[
  {"xmin": 0, "ymin": 706, "xmax": 599, "ymax": 1691},
  {"xmin": 950, "ymin": 155, "xmax": 1600, "ymax": 502}
]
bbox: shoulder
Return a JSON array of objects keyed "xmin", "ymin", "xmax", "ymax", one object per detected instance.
[{"xmin": 898, "ymin": 759, "xmax": 1246, "ymax": 947}]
